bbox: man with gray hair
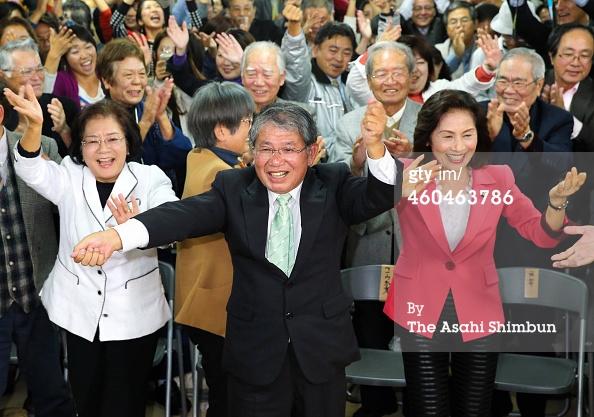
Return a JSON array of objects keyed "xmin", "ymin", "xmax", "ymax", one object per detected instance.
[
  {"xmin": 486, "ymin": 47, "xmax": 573, "ymax": 156},
  {"xmin": 70, "ymin": 101, "xmax": 403, "ymax": 417},
  {"xmin": 485, "ymin": 46, "xmax": 574, "ymax": 417},
  {"xmin": 331, "ymin": 41, "xmax": 421, "ymax": 417},
  {"xmin": 241, "ymin": 41, "xmax": 290, "ymax": 112},
  {"xmin": 0, "ymin": 38, "xmax": 78, "ymax": 157}
]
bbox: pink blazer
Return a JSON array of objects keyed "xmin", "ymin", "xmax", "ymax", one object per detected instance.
[{"xmin": 383, "ymin": 163, "xmax": 563, "ymax": 342}]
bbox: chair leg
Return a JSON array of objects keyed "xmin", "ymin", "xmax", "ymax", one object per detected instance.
[
  {"xmin": 165, "ymin": 303, "xmax": 174, "ymax": 417},
  {"xmin": 176, "ymin": 327, "xmax": 187, "ymax": 417},
  {"xmin": 192, "ymin": 344, "xmax": 199, "ymax": 417}
]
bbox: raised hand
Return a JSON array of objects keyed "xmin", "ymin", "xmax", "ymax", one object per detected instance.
[
  {"xmin": 128, "ymin": 32, "xmax": 152, "ymax": 68},
  {"xmin": 107, "ymin": 193, "xmax": 140, "ymax": 224},
  {"xmin": 476, "ymin": 28, "xmax": 501, "ymax": 71},
  {"xmin": 47, "ymin": 97, "xmax": 67, "ymax": 133},
  {"xmin": 215, "ymin": 32, "xmax": 244, "ymax": 66},
  {"xmin": 361, "ymin": 100, "xmax": 387, "ymax": 150},
  {"xmin": 402, "ymin": 154, "xmax": 441, "ymax": 197},
  {"xmin": 283, "ymin": 3, "xmax": 303, "ymax": 36},
  {"xmin": 4, "ymin": 86, "xmax": 43, "ymax": 127},
  {"xmin": 167, "ymin": 15, "xmax": 189, "ymax": 55},
  {"xmin": 486, "ymin": 97, "xmax": 504, "ymax": 140},
  {"xmin": 71, "ymin": 229, "xmax": 123, "ymax": 266},
  {"xmin": 549, "ymin": 167, "xmax": 587, "ymax": 206},
  {"xmin": 356, "ymin": 10, "xmax": 372, "ymax": 40},
  {"xmin": 551, "ymin": 225, "xmax": 594, "ymax": 268},
  {"xmin": 47, "ymin": 26, "xmax": 75, "ymax": 59}
]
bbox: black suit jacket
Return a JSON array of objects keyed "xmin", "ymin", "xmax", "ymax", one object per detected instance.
[{"xmin": 136, "ymin": 161, "xmax": 401, "ymax": 385}]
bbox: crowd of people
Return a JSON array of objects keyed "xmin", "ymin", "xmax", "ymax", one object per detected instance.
[{"xmin": 1, "ymin": 0, "xmax": 594, "ymax": 415}]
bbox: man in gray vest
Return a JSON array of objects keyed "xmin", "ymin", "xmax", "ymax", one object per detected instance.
[{"xmin": 0, "ymin": 87, "xmax": 74, "ymax": 415}]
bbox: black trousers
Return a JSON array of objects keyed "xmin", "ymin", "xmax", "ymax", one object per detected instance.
[
  {"xmin": 184, "ymin": 326, "xmax": 227, "ymax": 417},
  {"xmin": 400, "ymin": 293, "xmax": 499, "ymax": 417},
  {"xmin": 66, "ymin": 329, "xmax": 159, "ymax": 417},
  {"xmin": 227, "ymin": 345, "xmax": 346, "ymax": 417},
  {"xmin": 0, "ymin": 303, "xmax": 75, "ymax": 417}
]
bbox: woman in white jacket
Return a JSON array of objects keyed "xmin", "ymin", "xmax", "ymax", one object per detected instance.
[{"xmin": 7, "ymin": 85, "xmax": 178, "ymax": 417}]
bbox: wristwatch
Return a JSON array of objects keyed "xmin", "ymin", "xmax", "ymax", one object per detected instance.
[{"xmin": 518, "ymin": 130, "xmax": 534, "ymax": 143}]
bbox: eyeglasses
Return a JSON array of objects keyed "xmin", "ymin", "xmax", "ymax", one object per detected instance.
[
  {"xmin": 230, "ymin": 5, "xmax": 253, "ymax": 13},
  {"xmin": 81, "ymin": 134, "xmax": 126, "ymax": 150},
  {"xmin": 254, "ymin": 146, "xmax": 308, "ymax": 160},
  {"xmin": 495, "ymin": 77, "xmax": 538, "ymax": 91},
  {"xmin": 241, "ymin": 116, "xmax": 253, "ymax": 127},
  {"xmin": 1, "ymin": 65, "xmax": 44, "ymax": 78},
  {"xmin": 413, "ymin": 5, "xmax": 434, "ymax": 11},
  {"xmin": 371, "ymin": 69, "xmax": 408, "ymax": 82},
  {"xmin": 557, "ymin": 51, "xmax": 593, "ymax": 63},
  {"xmin": 447, "ymin": 16, "xmax": 472, "ymax": 26}
]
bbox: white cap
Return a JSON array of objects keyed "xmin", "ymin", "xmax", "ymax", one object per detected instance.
[{"xmin": 491, "ymin": 1, "xmax": 540, "ymax": 36}]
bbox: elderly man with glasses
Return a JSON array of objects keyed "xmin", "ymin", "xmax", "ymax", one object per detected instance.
[{"xmin": 0, "ymin": 38, "xmax": 79, "ymax": 157}]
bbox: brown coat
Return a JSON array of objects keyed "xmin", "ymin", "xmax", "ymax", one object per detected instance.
[{"xmin": 174, "ymin": 148, "xmax": 236, "ymax": 336}]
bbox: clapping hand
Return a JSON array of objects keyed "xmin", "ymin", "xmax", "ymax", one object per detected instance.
[
  {"xmin": 384, "ymin": 129, "xmax": 412, "ymax": 157},
  {"xmin": 541, "ymin": 83, "xmax": 565, "ymax": 109}
]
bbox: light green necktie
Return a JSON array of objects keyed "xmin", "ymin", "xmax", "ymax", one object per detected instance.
[{"xmin": 266, "ymin": 194, "xmax": 294, "ymax": 276}]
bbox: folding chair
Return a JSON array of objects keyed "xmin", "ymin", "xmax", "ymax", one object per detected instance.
[
  {"xmin": 158, "ymin": 261, "xmax": 188, "ymax": 417},
  {"xmin": 340, "ymin": 264, "xmax": 406, "ymax": 387},
  {"xmin": 495, "ymin": 267, "xmax": 588, "ymax": 417}
]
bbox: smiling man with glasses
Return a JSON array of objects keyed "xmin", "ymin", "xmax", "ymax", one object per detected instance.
[
  {"xmin": 435, "ymin": 1, "xmax": 477, "ymax": 79},
  {"xmin": 486, "ymin": 47, "xmax": 572, "ymax": 154},
  {"xmin": 542, "ymin": 23, "xmax": 594, "ymax": 153},
  {"xmin": 71, "ymin": 101, "xmax": 402, "ymax": 417},
  {"xmin": 0, "ymin": 38, "xmax": 79, "ymax": 157}
]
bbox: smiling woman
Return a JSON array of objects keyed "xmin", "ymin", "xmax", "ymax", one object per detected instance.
[
  {"xmin": 9, "ymin": 92, "xmax": 179, "ymax": 417},
  {"xmin": 49, "ymin": 25, "xmax": 105, "ymax": 109}
]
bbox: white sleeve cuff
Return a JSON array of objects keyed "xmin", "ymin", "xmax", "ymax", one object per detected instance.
[
  {"xmin": 367, "ymin": 147, "xmax": 397, "ymax": 185},
  {"xmin": 113, "ymin": 218, "xmax": 150, "ymax": 252},
  {"xmin": 571, "ymin": 116, "xmax": 584, "ymax": 139}
]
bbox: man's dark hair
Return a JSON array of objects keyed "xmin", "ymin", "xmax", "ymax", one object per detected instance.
[
  {"xmin": 444, "ymin": 1, "xmax": 476, "ymax": 23},
  {"xmin": 547, "ymin": 23, "xmax": 594, "ymax": 56},
  {"xmin": 249, "ymin": 102, "xmax": 317, "ymax": 148},
  {"xmin": 314, "ymin": 22, "xmax": 356, "ymax": 50}
]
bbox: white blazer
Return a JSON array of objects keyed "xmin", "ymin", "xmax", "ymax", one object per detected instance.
[{"xmin": 14, "ymin": 148, "xmax": 177, "ymax": 341}]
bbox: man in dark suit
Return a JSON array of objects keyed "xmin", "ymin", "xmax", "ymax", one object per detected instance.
[
  {"xmin": 486, "ymin": 47, "xmax": 573, "ymax": 417},
  {"xmin": 542, "ymin": 23, "xmax": 594, "ymax": 224},
  {"xmin": 71, "ymin": 101, "xmax": 402, "ymax": 416}
]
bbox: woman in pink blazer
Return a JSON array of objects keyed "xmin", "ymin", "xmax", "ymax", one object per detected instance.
[{"xmin": 383, "ymin": 90, "xmax": 586, "ymax": 416}]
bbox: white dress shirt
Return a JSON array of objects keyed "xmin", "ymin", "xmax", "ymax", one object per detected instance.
[
  {"xmin": 562, "ymin": 82, "xmax": 584, "ymax": 139},
  {"xmin": 115, "ymin": 148, "xmax": 398, "ymax": 252}
]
